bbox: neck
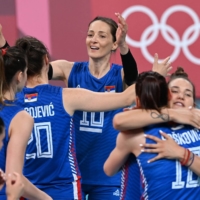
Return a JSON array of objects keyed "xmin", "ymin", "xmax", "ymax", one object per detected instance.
[
  {"xmin": 26, "ymin": 65, "xmax": 49, "ymax": 88},
  {"xmin": 88, "ymin": 56, "xmax": 111, "ymax": 78},
  {"xmin": 26, "ymin": 73, "xmax": 48, "ymax": 88},
  {"xmin": 4, "ymin": 87, "xmax": 16, "ymax": 101}
]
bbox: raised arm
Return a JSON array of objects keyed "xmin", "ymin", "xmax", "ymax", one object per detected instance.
[
  {"xmin": 115, "ymin": 13, "xmax": 138, "ymax": 86},
  {"xmin": 113, "ymin": 107, "xmax": 200, "ymax": 131},
  {"xmin": 7, "ymin": 111, "xmax": 51, "ymax": 200}
]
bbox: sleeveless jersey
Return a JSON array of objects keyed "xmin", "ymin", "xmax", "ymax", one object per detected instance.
[
  {"xmin": 137, "ymin": 123, "xmax": 200, "ymax": 200},
  {"xmin": 68, "ymin": 62, "xmax": 123, "ymax": 185},
  {"xmin": 0, "ymin": 101, "xmax": 23, "ymax": 199},
  {"xmin": 16, "ymin": 85, "xmax": 81, "ymax": 199},
  {"xmin": 120, "ymin": 154, "xmax": 141, "ymax": 200}
]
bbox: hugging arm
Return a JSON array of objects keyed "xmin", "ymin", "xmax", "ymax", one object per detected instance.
[
  {"xmin": 113, "ymin": 108, "xmax": 200, "ymax": 131},
  {"xmin": 141, "ymin": 131, "xmax": 200, "ymax": 176}
]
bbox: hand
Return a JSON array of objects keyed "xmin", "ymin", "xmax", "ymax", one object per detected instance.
[
  {"xmin": 0, "ymin": 24, "xmax": 6, "ymax": 48},
  {"xmin": 6, "ymin": 172, "xmax": 24, "ymax": 200},
  {"xmin": 115, "ymin": 13, "xmax": 128, "ymax": 48},
  {"xmin": 152, "ymin": 53, "xmax": 172, "ymax": 77},
  {"xmin": 170, "ymin": 107, "xmax": 200, "ymax": 129},
  {"xmin": 140, "ymin": 130, "xmax": 184, "ymax": 163}
]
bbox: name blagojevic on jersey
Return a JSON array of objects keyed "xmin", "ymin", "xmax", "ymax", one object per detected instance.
[{"xmin": 24, "ymin": 103, "xmax": 55, "ymax": 118}]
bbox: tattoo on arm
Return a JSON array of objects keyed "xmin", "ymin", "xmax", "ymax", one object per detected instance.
[{"xmin": 150, "ymin": 112, "xmax": 169, "ymax": 122}]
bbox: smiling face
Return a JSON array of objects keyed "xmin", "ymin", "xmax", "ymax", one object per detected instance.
[
  {"xmin": 168, "ymin": 78, "xmax": 194, "ymax": 109},
  {"xmin": 86, "ymin": 20, "xmax": 118, "ymax": 59}
]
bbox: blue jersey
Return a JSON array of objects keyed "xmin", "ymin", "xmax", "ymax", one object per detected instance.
[
  {"xmin": 68, "ymin": 62, "xmax": 123, "ymax": 185},
  {"xmin": 16, "ymin": 84, "xmax": 82, "ymax": 199},
  {"xmin": 0, "ymin": 102, "xmax": 23, "ymax": 199},
  {"xmin": 120, "ymin": 154, "xmax": 141, "ymax": 200},
  {"xmin": 137, "ymin": 123, "xmax": 200, "ymax": 200}
]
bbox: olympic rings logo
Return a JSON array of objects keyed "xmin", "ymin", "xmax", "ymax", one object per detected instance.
[{"xmin": 122, "ymin": 5, "xmax": 200, "ymax": 64}]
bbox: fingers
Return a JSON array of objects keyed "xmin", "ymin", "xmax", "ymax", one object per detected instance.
[
  {"xmin": 144, "ymin": 134, "xmax": 161, "ymax": 142},
  {"xmin": 163, "ymin": 56, "xmax": 170, "ymax": 64},
  {"xmin": 159, "ymin": 130, "xmax": 171, "ymax": 140},
  {"xmin": 147, "ymin": 155, "xmax": 161, "ymax": 163},
  {"xmin": 153, "ymin": 53, "xmax": 158, "ymax": 64},
  {"xmin": 140, "ymin": 143, "xmax": 158, "ymax": 149}
]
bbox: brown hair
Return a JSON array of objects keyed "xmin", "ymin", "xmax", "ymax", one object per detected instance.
[
  {"xmin": 15, "ymin": 36, "xmax": 50, "ymax": 77},
  {"xmin": 0, "ymin": 47, "xmax": 27, "ymax": 104},
  {"xmin": 136, "ymin": 71, "xmax": 168, "ymax": 112}
]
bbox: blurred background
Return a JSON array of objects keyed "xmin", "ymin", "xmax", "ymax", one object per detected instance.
[{"xmin": 0, "ymin": 0, "xmax": 200, "ymax": 105}]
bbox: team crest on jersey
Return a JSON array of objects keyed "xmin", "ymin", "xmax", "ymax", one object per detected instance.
[
  {"xmin": 24, "ymin": 93, "xmax": 38, "ymax": 103},
  {"xmin": 105, "ymin": 85, "xmax": 115, "ymax": 93}
]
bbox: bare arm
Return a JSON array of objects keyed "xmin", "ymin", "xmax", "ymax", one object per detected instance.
[
  {"xmin": 50, "ymin": 60, "xmax": 74, "ymax": 86},
  {"xmin": 113, "ymin": 108, "xmax": 200, "ymax": 131},
  {"xmin": 104, "ymin": 128, "xmax": 144, "ymax": 176},
  {"xmin": 63, "ymin": 84, "xmax": 136, "ymax": 116},
  {"xmin": 104, "ymin": 132, "xmax": 132, "ymax": 176},
  {"xmin": 7, "ymin": 111, "xmax": 51, "ymax": 200}
]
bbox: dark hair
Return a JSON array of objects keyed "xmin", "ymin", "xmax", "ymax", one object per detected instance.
[
  {"xmin": 0, "ymin": 117, "xmax": 4, "ymax": 135},
  {"xmin": 0, "ymin": 46, "xmax": 27, "ymax": 104},
  {"xmin": 15, "ymin": 36, "xmax": 49, "ymax": 77},
  {"xmin": 135, "ymin": 71, "xmax": 168, "ymax": 112},
  {"xmin": 168, "ymin": 67, "xmax": 196, "ymax": 102},
  {"xmin": 88, "ymin": 16, "xmax": 118, "ymax": 42}
]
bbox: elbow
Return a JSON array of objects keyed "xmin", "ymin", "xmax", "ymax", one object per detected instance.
[
  {"xmin": 113, "ymin": 114, "xmax": 123, "ymax": 131},
  {"xmin": 103, "ymin": 163, "xmax": 114, "ymax": 177}
]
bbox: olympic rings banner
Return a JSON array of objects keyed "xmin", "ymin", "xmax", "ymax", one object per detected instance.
[
  {"xmin": 90, "ymin": 0, "xmax": 200, "ymax": 98},
  {"xmin": 0, "ymin": 0, "xmax": 200, "ymax": 97}
]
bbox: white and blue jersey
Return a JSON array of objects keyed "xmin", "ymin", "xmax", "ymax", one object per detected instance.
[
  {"xmin": 16, "ymin": 84, "xmax": 82, "ymax": 199},
  {"xmin": 0, "ymin": 102, "xmax": 23, "ymax": 199},
  {"xmin": 138, "ymin": 123, "xmax": 200, "ymax": 199},
  {"xmin": 68, "ymin": 62, "xmax": 123, "ymax": 186}
]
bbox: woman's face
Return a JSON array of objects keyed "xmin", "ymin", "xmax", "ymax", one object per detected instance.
[
  {"xmin": 86, "ymin": 20, "xmax": 117, "ymax": 59},
  {"xmin": 168, "ymin": 78, "xmax": 194, "ymax": 109}
]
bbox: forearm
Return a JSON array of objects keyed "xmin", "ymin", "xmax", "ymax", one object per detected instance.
[
  {"xmin": 121, "ymin": 49, "xmax": 138, "ymax": 86},
  {"xmin": 113, "ymin": 108, "xmax": 170, "ymax": 131},
  {"xmin": 22, "ymin": 176, "xmax": 51, "ymax": 200}
]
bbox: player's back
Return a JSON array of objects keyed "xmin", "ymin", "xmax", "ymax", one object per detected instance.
[
  {"xmin": 137, "ymin": 123, "xmax": 200, "ymax": 200},
  {"xmin": 68, "ymin": 62, "xmax": 123, "ymax": 186},
  {"xmin": 16, "ymin": 84, "xmax": 81, "ymax": 199}
]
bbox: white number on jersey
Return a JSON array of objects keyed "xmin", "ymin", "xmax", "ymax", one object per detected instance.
[
  {"xmin": 80, "ymin": 111, "xmax": 104, "ymax": 133},
  {"xmin": 26, "ymin": 122, "xmax": 53, "ymax": 159},
  {"xmin": 172, "ymin": 147, "xmax": 200, "ymax": 189}
]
